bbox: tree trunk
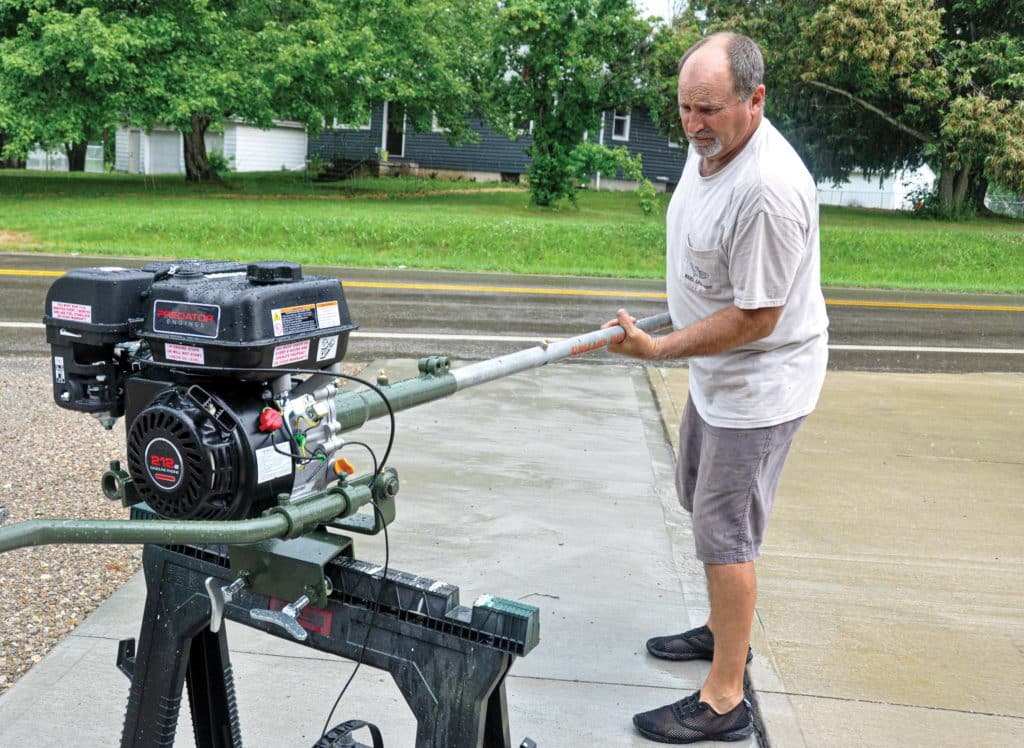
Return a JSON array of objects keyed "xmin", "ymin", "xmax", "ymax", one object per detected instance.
[
  {"xmin": 953, "ymin": 163, "xmax": 971, "ymax": 212},
  {"xmin": 182, "ymin": 114, "xmax": 221, "ymax": 183},
  {"xmin": 937, "ymin": 170, "xmax": 953, "ymax": 212},
  {"xmin": 65, "ymin": 142, "xmax": 88, "ymax": 172},
  {"xmin": 970, "ymin": 172, "xmax": 992, "ymax": 216},
  {"xmin": 936, "ymin": 158, "xmax": 969, "ymax": 215}
]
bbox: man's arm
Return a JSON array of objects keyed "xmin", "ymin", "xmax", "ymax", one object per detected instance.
[{"xmin": 604, "ymin": 305, "xmax": 782, "ymax": 361}]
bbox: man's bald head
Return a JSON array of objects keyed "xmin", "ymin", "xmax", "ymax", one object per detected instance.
[{"xmin": 678, "ymin": 32, "xmax": 764, "ymax": 102}]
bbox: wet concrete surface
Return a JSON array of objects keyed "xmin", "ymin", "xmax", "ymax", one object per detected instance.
[
  {"xmin": 0, "ymin": 359, "xmax": 750, "ymax": 747},
  {"xmin": 650, "ymin": 367, "xmax": 1024, "ymax": 746},
  {"xmin": 2, "ymin": 253, "xmax": 1023, "ymax": 745}
]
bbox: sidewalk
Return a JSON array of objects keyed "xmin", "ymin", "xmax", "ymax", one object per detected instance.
[
  {"xmin": 1, "ymin": 361, "xmax": 1022, "ymax": 746},
  {"xmin": 0, "ymin": 360, "xmax": 757, "ymax": 747},
  {"xmin": 649, "ymin": 367, "xmax": 1024, "ymax": 746}
]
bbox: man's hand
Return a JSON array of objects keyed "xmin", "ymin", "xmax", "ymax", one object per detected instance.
[{"xmin": 603, "ymin": 308, "xmax": 659, "ymax": 360}]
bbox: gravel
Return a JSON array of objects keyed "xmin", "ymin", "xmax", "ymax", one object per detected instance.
[
  {"xmin": 0, "ymin": 355, "xmax": 365, "ymax": 695},
  {"xmin": 0, "ymin": 356, "xmax": 138, "ymax": 695}
]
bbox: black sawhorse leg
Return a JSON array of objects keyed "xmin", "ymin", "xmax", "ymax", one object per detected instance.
[
  {"xmin": 120, "ymin": 543, "xmax": 521, "ymax": 748},
  {"xmin": 120, "ymin": 547, "xmax": 242, "ymax": 747}
]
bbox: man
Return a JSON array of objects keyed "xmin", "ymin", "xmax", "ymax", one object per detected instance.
[{"xmin": 605, "ymin": 32, "xmax": 828, "ymax": 744}]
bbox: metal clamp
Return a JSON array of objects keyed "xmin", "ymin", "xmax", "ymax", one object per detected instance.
[
  {"xmin": 250, "ymin": 578, "xmax": 332, "ymax": 642},
  {"xmin": 204, "ymin": 573, "xmax": 250, "ymax": 633}
]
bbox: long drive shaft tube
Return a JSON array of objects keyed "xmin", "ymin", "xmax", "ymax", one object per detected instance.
[
  {"xmin": 0, "ymin": 312, "xmax": 673, "ymax": 553},
  {"xmin": 332, "ymin": 312, "xmax": 673, "ymax": 432}
]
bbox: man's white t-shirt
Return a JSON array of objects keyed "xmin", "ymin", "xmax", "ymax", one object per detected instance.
[{"xmin": 666, "ymin": 118, "xmax": 829, "ymax": 428}]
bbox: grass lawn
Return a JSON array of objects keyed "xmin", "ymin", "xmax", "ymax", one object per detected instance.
[{"xmin": 1, "ymin": 170, "xmax": 1022, "ymax": 293}]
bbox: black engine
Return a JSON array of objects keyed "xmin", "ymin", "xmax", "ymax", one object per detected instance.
[{"xmin": 44, "ymin": 260, "xmax": 358, "ymax": 520}]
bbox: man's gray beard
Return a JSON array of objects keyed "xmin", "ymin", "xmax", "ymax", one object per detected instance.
[{"xmin": 688, "ymin": 137, "xmax": 723, "ymax": 157}]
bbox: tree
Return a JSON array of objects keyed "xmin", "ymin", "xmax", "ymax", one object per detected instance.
[
  {"xmin": 0, "ymin": 3, "xmax": 136, "ymax": 172},
  {"xmin": 486, "ymin": 0, "xmax": 652, "ymax": 206},
  {"xmin": 0, "ymin": 1, "xmax": 493, "ymax": 182},
  {"xmin": 638, "ymin": 10, "xmax": 701, "ymax": 143},
  {"xmin": 682, "ymin": 0, "xmax": 1024, "ymax": 216}
]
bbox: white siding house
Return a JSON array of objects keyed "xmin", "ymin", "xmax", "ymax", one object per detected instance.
[
  {"xmin": 115, "ymin": 121, "xmax": 308, "ymax": 174},
  {"xmin": 817, "ymin": 165, "xmax": 935, "ymax": 211}
]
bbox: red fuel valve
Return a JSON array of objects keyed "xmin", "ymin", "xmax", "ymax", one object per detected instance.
[{"xmin": 258, "ymin": 408, "xmax": 284, "ymax": 433}]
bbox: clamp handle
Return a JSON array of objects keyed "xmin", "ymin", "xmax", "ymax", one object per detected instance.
[
  {"xmin": 251, "ymin": 595, "xmax": 311, "ymax": 642},
  {"xmin": 249, "ymin": 577, "xmax": 332, "ymax": 642},
  {"xmin": 204, "ymin": 574, "xmax": 249, "ymax": 633}
]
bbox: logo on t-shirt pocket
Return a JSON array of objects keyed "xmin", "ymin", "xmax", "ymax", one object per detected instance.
[{"xmin": 684, "ymin": 235, "xmax": 724, "ymax": 295}]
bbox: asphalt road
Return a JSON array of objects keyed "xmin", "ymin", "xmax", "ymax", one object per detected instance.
[{"xmin": 1, "ymin": 252, "xmax": 1022, "ymax": 372}]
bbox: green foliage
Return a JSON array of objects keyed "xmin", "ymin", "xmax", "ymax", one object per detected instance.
[
  {"xmin": 687, "ymin": 0, "xmax": 1024, "ymax": 215},
  {"xmin": 569, "ymin": 142, "xmax": 657, "ymax": 213},
  {"xmin": 486, "ymin": 0, "xmax": 651, "ymax": 207},
  {"xmin": 206, "ymin": 151, "xmax": 233, "ymax": 175},
  {"xmin": 0, "ymin": 1, "xmax": 495, "ymax": 181},
  {"xmin": 639, "ymin": 11, "xmax": 701, "ymax": 143}
]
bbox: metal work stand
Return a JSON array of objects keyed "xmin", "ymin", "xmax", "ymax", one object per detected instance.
[{"xmin": 118, "ymin": 542, "xmax": 539, "ymax": 748}]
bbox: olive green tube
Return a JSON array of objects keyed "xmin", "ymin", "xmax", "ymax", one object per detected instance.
[
  {"xmin": 334, "ymin": 371, "xmax": 458, "ymax": 432},
  {"xmin": 0, "ymin": 492, "xmax": 347, "ymax": 554}
]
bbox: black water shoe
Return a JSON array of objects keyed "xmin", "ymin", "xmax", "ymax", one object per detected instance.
[
  {"xmin": 646, "ymin": 624, "xmax": 753, "ymax": 663},
  {"xmin": 633, "ymin": 691, "xmax": 753, "ymax": 744}
]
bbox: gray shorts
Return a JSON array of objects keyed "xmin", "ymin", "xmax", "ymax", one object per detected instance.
[{"xmin": 676, "ymin": 397, "xmax": 804, "ymax": 564}]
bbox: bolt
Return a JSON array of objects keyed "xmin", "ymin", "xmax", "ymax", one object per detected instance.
[{"xmin": 60, "ymin": 391, "xmax": 71, "ymax": 402}]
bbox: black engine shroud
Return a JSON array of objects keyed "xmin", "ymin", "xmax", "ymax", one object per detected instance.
[{"xmin": 43, "ymin": 260, "xmax": 357, "ymax": 520}]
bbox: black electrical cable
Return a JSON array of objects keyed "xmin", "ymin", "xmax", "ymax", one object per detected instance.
[
  {"xmin": 338, "ymin": 441, "xmax": 379, "ymax": 477},
  {"xmin": 137, "ymin": 360, "xmax": 397, "ymax": 477},
  {"xmin": 269, "ymin": 427, "xmax": 318, "ymax": 464},
  {"xmin": 138, "ymin": 359, "xmax": 398, "ymax": 736},
  {"xmin": 319, "ymin": 499, "xmax": 390, "ymax": 739}
]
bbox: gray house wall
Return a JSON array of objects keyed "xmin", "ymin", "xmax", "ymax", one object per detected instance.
[
  {"xmin": 597, "ymin": 108, "xmax": 685, "ymax": 188},
  {"xmin": 309, "ymin": 104, "xmax": 685, "ymax": 189}
]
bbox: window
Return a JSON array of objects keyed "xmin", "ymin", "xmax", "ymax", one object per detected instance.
[
  {"xmin": 332, "ymin": 115, "xmax": 372, "ymax": 131},
  {"xmin": 611, "ymin": 109, "xmax": 631, "ymax": 141},
  {"xmin": 514, "ymin": 118, "xmax": 534, "ymax": 136}
]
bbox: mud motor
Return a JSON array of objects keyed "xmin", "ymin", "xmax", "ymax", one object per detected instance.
[{"xmin": 43, "ymin": 260, "xmax": 359, "ymax": 521}]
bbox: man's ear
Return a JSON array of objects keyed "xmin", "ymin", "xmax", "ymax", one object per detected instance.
[{"xmin": 749, "ymin": 84, "xmax": 766, "ymax": 114}]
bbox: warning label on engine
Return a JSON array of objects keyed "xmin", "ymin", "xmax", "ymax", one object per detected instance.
[
  {"xmin": 316, "ymin": 335, "xmax": 339, "ymax": 362},
  {"xmin": 272, "ymin": 340, "xmax": 310, "ymax": 367},
  {"xmin": 271, "ymin": 304, "xmax": 317, "ymax": 337},
  {"xmin": 153, "ymin": 301, "xmax": 220, "ymax": 338},
  {"xmin": 51, "ymin": 301, "xmax": 92, "ymax": 324},
  {"xmin": 316, "ymin": 301, "xmax": 341, "ymax": 329},
  {"xmin": 165, "ymin": 343, "xmax": 206, "ymax": 365},
  {"xmin": 256, "ymin": 444, "xmax": 293, "ymax": 483}
]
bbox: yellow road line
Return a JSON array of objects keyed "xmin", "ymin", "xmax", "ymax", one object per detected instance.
[
  {"xmin": 825, "ymin": 298, "xmax": 1024, "ymax": 313},
  {"xmin": 343, "ymin": 280, "xmax": 666, "ymax": 299},
  {"xmin": 0, "ymin": 268, "xmax": 63, "ymax": 277},
  {"xmin": 3, "ymin": 268, "xmax": 1023, "ymax": 312}
]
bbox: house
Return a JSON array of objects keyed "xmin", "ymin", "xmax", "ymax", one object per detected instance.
[
  {"xmin": 308, "ymin": 104, "xmax": 687, "ymax": 192},
  {"xmin": 816, "ymin": 166, "xmax": 935, "ymax": 211},
  {"xmin": 114, "ymin": 120, "xmax": 308, "ymax": 175}
]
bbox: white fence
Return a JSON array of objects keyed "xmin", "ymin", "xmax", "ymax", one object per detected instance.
[
  {"xmin": 25, "ymin": 144, "xmax": 104, "ymax": 172},
  {"xmin": 817, "ymin": 188, "xmax": 897, "ymax": 210},
  {"xmin": 986, "ymin": 196, "xmax": 1024, "ymax": 218}
]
